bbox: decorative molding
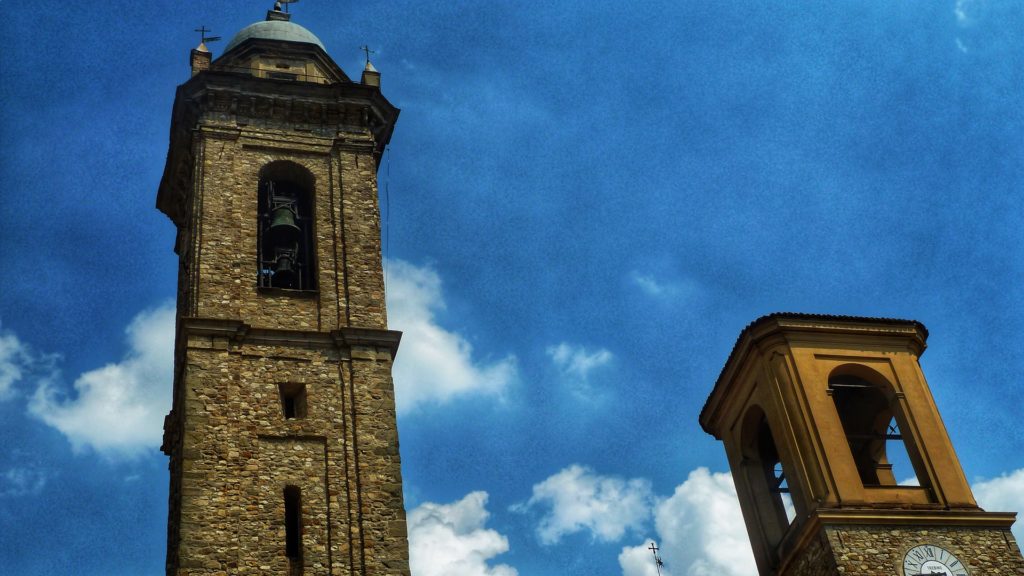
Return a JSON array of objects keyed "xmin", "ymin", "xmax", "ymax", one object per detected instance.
[
  {"xmin": 180, "ymin": 317, "xmax": 401, "ymax": 354},
  {"xmin": 813, "ymin": 508, "xmax": 1017, "ymax": 528}
]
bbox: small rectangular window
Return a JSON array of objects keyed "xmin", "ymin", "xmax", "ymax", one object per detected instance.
[
  {"xmin": 279, "ymin": 383, "xmax": 307, "ymax": 419},
  {"xmin": 268, "ymin": 71, "xmax": 298, "ymax": 81}
]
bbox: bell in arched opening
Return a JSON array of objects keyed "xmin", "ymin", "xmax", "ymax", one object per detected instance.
[
  {"xmin": 272, "ymin": 248, "xmax": 297, "ymax": 288},
  {"xmin": 257, "ymin": 171, "xmax": 316, "ymax": 291},
  {"xmin": 268, "ymin": 203, "xmax": 301, "ymax": 247}
]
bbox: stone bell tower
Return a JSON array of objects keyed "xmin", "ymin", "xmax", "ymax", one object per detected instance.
[
  {"xmin": 700, "ymin": 314, "xmax": 1024, "ymax": 576},
  {"xmin": 156, "ymin": 5, "xmax": 409, "ymax": 575}
]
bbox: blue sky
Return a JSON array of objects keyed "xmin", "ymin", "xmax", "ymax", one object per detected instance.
[{"xmin": 1, "ymin": 1, "xmax": 1023, "ymax": 575}]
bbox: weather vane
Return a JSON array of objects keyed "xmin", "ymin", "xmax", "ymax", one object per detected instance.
[
  {"xmin": 648, "ymin": 542, "xmax": 665, "ymax": 576},
  {"xmin": 359, "ymin": 45, "xmax": 376, "ymax": 65},
  {"xmin": 275, "ymin": 0, "xmax": 299, "ymax": 13},
  {"xmin": 194, "ymin": 26, "xmax": 221, "ymax": 45}
]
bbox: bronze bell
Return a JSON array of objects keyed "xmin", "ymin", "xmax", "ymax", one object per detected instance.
[
  {"xmin": 273, "ymin": 250, "xmax": 296, "ymax": 287},
  {"xmin": 268, "ymin": 205, "xmax": 301, "ymax": 246}
]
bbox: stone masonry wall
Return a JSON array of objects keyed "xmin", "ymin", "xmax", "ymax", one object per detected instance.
[
  {"xmin": 190, "ymin": 126, "xmax": 385, "ymax": 331},
  {"xmin": 165, "ymin": 74, "xmax": 406, "ymax": 575},
  {"xmin": 782, "ymin": 524, "xmax": 1024, "ymax": 576},
  {"xmin": 169, "ymin": 333, "xmax": 410, "ymax": 576},
  {"xmin": 783, "ymin": 531, "xmax": 837, "ymax": 576}
]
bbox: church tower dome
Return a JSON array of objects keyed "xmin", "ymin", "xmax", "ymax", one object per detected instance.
[{"xmin": 223, "ymin": 14, "xmax": 326, "ymax": 53}]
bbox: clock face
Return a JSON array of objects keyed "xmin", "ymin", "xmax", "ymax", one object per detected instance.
[{"xmin": 903, "ymin": 544, "xmax": 968, "ymax": 576}]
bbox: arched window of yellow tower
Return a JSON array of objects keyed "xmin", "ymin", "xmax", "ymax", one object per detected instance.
[
  {"xmin": 828, "ymin": 366, "xmax": 929, "ymax": 490},
  {"xmin": 739, "ymin": 406, "xmax": 796, "ymax": 561},
  {"xmin": 258, "ymin": 161, "xmax": 317, "ymax": 291}
]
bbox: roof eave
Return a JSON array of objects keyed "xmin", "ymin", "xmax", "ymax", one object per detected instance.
[{"xmin": 698, "ymin": 313, "xmax": 929, "ymax": 436}]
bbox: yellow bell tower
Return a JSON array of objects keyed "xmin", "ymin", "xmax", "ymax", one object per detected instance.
[{"xmin": 700, "ymin": 313, "xmax": 1024, "ymax": 575}]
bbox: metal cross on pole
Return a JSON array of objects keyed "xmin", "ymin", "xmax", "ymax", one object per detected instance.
[
  {"xmin": 648, "ymin": 542, "xmax": 665, "ymax": 576},
  {"xmin": 359, "ymin": 45, "xmax": 376, "ymax": 64},
  {"xmin": 194, "ymin": 26, "xmax": 221, "ymax": 44}
]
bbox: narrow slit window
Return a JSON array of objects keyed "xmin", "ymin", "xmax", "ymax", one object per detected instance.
[
  {"xmin": 279, "ymin": 383, "xmax": 307, "ymax": 420},
  {"xmin": 284, "ymin": 486, "xmax": 303, "ymax": 568}
]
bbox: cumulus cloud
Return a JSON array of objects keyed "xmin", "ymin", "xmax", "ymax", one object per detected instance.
[
  {"xmin": 386, "ymin": 259, "xmax": 517, "ymax": 413},
  {"xmin": 516, "ymin": 464, "xmax": 653, "ymax": 545},
  {"xmin": 651, "ymin": 467, "xmax": 755, "ymax": 576},
  {"xmin": 547, "ymin": 343, "xmax": 612, "ymax": 381},
  {"xmin": 619, "ymin": 541, "xmax": 667, "ymax": 576},
  {"xmin": 407, "ymin": 491, "xmax": 518, "ymax": 576},
  {"xmin": 973, "ymin": 468, "xmax": 1024, "ymax": 542},
  {"xmin": 617, "ymin": 468, "xmax": 754, "ymax": 576},
  {"xmin": 28, "ymin": 303, "xmax": 175, "ymax": 458}
]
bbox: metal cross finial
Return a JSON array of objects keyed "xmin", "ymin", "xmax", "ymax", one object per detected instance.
[
  {"xmin": 194, "ymin": 26, "xmax": 222, "ymax": 44},
  {"xmin": 648, "ymin": 542, "xmax": 665, "ymax": 576},
  {"xmin": 277, "ymin": 0, "xmax": 299, "ymax": 13},
  {"xmin": 360, "ymin": 45, "xmax": 376, "ymax": 64}
]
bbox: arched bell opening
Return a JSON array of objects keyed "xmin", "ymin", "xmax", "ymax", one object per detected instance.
[
  {"xmin": 828, "ymin": 365, "xmax": 930, "ymax": 490},
  {"xmin": 739, "ymin": 405, "xmax": 796, "ymax": 564},
  {"xmin": 257, "ymin": 161, "xmax": 317, "ymax": 291}
]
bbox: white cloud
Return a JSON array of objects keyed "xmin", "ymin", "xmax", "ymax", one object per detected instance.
[
  {"xmin": 0, "ymin": 324, "xmax": 33, "ymax": 400},
  {"xmin": 386, "ymin": 259, "xmax": 517, "ymax": 414},
  {"xmin": 630, "ymin": 271, "xmax": 701, "ymax": 301},
  {"xmin": 973, "ymin": 468, "xmax": 1024, "ymax": 542},
  {"xmin": 0, "ymin": 466, "xmax": 49, "ymax": 498},
  {"xmin": 619, "ymin": 541, "xmax": 668, "ymax": 576},
  {"xmin": 28, "ymin": 303, "xmax": 175, "ymax": 458},
  {"xmin": 516, "ymin": 464, "xmax": 653, "ymax": 545},
  {"xmin": 652, "ymin": 467, "xmax": 755, "ymax": 576},
  {"xmin": 408, "ymin": 491, "xmax": 518, "ymax": 576},
  {"xmin": 630, "ymin": 271, "xmax": 678, "ymax": 298},
  {"xmin": 955, "ymin": 0, "xmax": 972, "ymax": 24},
  {"xmin": 619, "ymin": 468, "xmax": 754, "ymax": 576},
  {"xmin": 547, "ymin": 343, "xmax": 613, "ymax": 381}
]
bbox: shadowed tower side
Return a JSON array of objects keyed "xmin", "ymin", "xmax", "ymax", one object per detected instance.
[{"xmin": 156, "ymin": 4, "xmax": 408, "ymax": 575}]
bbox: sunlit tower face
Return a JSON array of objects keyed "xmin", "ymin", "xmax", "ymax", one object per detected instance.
[{"xmin": 156, "ymin": 4, "xmax": 408, "ymax": 575}]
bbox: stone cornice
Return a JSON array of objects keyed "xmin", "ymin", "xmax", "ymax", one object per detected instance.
[
  {"xmin": 179, "ymin": 317, "xmax": 402, "ymax": 354},
  {"xmin": 156, "ymin": 68, "xmax": 398, "ymax": 227},
  {"xmin": 811, "ymin": 507, "xmax": 1017, "ymax": 527}
]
